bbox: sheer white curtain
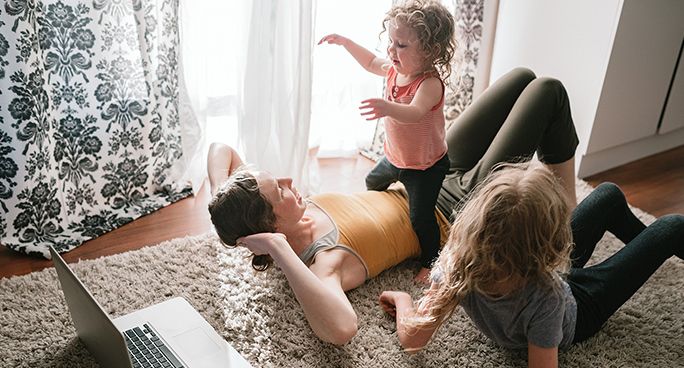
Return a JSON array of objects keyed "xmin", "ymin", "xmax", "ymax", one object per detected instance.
[
  {"xmin": 311, "ymin": 0, "xmax": 391, "ymax": 158},
  {"xmin": 179, "ymin": 1, "xmax": 235, "ymax": 193},
  {"xmin": 237, "ymin": 0, "xmax": 315, "ymax": 194},
  {"xmin": 179, "ymin": 1, "xmax": 314, "ymax": 194}
]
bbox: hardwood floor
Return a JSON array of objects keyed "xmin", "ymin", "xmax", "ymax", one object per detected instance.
[
  {"xmin": 1, "ymin": 147, "xmax": 682, "ymax": 279},
  {"xmin": 584, "ymin": 145, "xmax": 684, "ymax": 217},
  {"xmin": 0, "ymin": 155, "xmax": 377, "ymax": 279}
]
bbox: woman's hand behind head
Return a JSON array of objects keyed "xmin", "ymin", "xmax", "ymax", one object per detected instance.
[
  {"xmin": 237, "ymin": 232, "xmax": 288, "ymax": 256},
  {"xmin": 208, "ymin": 170, "xmax": 278, "ymax": 247},
  {"xmin": 236, "ymin": 232, "xmax": 288, "ymax": 271}
]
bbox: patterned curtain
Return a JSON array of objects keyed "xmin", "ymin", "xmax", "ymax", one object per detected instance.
[
  {"xmin": 362, "ymin": 0, "xmax": 484, "ymax": 160},
  {"xmin": 0, "ymin": 0, "xmax": 191, "ymax": 258}
]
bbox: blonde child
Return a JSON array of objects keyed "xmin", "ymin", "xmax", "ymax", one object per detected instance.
[
  {"xmin": 319, "ymin": 0, "xmax": 456, "ymax": 282},
  {"xmin": 379, "ymin": 163, "xmax": 684, "ymax": 367}
]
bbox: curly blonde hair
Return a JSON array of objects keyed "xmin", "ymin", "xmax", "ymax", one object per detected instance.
[
  {"xmin": 409, "ymin": 163, "xmax": 574, "ymax": 328},
  {"xmin": 382, "ymin": 0, "xmax": 457, "ymax": 82}
]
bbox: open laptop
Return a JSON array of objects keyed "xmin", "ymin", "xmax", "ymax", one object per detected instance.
[{"xmin": 49, "ymin": 246, "xmax": 252, "ymax": 368}]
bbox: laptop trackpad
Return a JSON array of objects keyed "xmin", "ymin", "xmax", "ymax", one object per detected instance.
[{"xmin": 171, "ymin": 327, "xmax": 222, "ymax": 360}]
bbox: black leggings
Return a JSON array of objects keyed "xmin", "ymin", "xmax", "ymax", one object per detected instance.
[
  {"xmin": 568, "ymin": 182, "xmax": 684, "ymax": 343},
  {"xmin": 437, "ymin": 67, "xmax": 579, "ymax": 218},
  {"xmin": 365, "ymin": 154, "xmax": 449, "ymax": 268}
]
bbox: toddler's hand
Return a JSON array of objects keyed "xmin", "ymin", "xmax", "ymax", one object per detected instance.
[
  {"xmin": 360, "ymin": 98, "xmax": 390, "ymax": 121},
  {"xmin": 318, "ymin": 33, "xmax": 348, "ymax": 46}
]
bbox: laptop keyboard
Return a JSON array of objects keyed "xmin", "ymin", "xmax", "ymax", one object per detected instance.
[{"xmin": 124, "ymin": 323, "xmax": 184, "ymax": 368}]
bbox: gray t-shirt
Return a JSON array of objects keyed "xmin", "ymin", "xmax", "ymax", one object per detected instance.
[{"xmin": 459, "ymin": 277, "xmax": 577, "ymax": 350}]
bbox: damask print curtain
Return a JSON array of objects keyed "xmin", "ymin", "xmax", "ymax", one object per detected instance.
[
  {"xmin": 0, "ymin": 0, "xmax": 193, "ymax": 258},
  {"xmin": 443, "ymin": 0, "xmax": 483, "ymax": 121}
]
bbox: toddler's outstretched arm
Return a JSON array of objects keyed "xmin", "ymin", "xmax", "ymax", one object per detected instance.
[{"xmin": 319, "ymin": 34, "xmax": 389, "ymax": 77}]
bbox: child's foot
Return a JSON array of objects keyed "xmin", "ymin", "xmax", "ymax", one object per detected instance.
[{"xmin": 414, "ymin": 267, "xmax": 431, "ymax": 284}]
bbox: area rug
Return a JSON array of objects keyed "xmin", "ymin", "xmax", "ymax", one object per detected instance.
[{"xmin": 1, "ymin": 182, "xmax": 683, "ymax": 367}]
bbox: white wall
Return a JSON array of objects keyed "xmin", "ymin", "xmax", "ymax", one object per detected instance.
[
  {"xmin": 489, "ymin": 0, "xmax": 623, "ymax": 173},
  {"xmin": 488, "ymin": 0, "xmax": 684, "ymax": 177},
  {"xmin": 586, "ymin": 0, "xmax": 684, "ymax": 154}
]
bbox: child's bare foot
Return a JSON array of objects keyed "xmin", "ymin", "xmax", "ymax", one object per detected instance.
[{"xmin": 414, "ymin": 267, "xmax": 431, "ymax": 284}]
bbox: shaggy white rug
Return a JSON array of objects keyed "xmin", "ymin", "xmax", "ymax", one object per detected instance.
[{"xmin": 1, "ymin": 183, "xmax": 683, "ymax": 367}]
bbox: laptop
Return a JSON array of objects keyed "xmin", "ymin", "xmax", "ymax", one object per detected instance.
[{"xmin": 49, "ymin": 246, "xmax": 252, "ymax": 368}]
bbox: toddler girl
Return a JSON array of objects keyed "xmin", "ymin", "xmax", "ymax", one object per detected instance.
[
  {"xmin": 319, "ymin": 0, "xmax": 456, "ymax": 282},
  {"xmin": 379, "ymin": 163, "xmax": 684, "ymax": 367}
]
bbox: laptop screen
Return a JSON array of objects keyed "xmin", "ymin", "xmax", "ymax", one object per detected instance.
[{"xmin": 50, "ymin": 246, "xmax": 133, "ymax": 368}]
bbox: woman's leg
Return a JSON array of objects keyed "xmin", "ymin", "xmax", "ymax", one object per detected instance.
[
  {"xmin": 437, "ymin": 69, "xmax": 579, "ymax": 215},
  {"xmin": 547, "ymin": 157, "xmax": 577, "ymax": 210},
  {"xmin": 437, "ymin": 67, "xmax": 537, "ymax": 214},
  {"xmin": 445, "ymin": 67, "xmax": 537, "ymax": 173},
  {"xmin": 462, "ymin": 77, "xmax": 578, "ymax": 194},
  {"xmin": 569, "ymin": 213, "xmax": 684, "ymax": 343},
  {"xmin": 207, "ymin": 142, "xmax": 244, "ymax": 196}
]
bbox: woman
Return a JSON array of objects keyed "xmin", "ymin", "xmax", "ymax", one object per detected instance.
[{"xmin": 207, "ymin": 67, "xmax": 579, "ymax": 345}]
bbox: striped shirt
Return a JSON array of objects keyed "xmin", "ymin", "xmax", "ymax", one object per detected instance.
[{"xmin": 383, "ymin": 66, "xmax": 448, "ymax": 170}]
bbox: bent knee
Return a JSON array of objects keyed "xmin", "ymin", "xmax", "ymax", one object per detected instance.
[
  {"xmin": 656, "ymin": 214, "xmax": 684, "ymax": 232},
  {"xmin": 509, "ymin": 67, "xmax": 536, "ymax": 83},
  {"xmin": 593, "ymin": 182, "xmax": 627, "ymax": 207},
  {"xmin": 596, "ymin": 182, "xmax": 623, "ymax": 198},
  {"xmin": 529, "ymin": 76, "xmax": 565, "ymax": 96}
]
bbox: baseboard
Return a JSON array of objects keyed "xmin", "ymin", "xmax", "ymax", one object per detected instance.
[{"xmin": 578, "ymin": 127, "xmax": 684, "ymax": 178}]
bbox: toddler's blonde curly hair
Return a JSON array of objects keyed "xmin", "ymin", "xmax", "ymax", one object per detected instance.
[{"xmin": 382, "ymin": 0, "xmax": 457, "ymax": 83}]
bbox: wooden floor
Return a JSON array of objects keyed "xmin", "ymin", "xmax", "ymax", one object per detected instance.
[
  {"xmin": 1, "ymin": 146, "xmax": 682, "ymax": 279},
  {"xmin": 585, "ymin": 145, "xmax": 684, "ymax": 217}
]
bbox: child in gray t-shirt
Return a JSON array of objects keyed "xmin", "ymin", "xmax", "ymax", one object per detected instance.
[{"xmin": 379, "ymin": 163, "xmax": 684, "ymax": 366}]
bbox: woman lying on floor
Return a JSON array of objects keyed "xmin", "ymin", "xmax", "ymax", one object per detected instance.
[{"xmin": 207, "ymin": 68, "xmax": 579, "ymax": 345}]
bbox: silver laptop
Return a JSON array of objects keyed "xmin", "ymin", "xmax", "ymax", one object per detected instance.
[{"xmin": 49, "ymin": 246, "xmax": 252, "ymax": 368}]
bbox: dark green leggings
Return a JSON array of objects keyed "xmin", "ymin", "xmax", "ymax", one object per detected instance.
[{"xmin": 436, "ymin": 68, "xmax": 579, "ymax": 218}]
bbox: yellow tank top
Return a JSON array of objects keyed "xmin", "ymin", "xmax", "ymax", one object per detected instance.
[{"xmin": 310, "ymin": 189, "xmax": 449, "ymax": 278}]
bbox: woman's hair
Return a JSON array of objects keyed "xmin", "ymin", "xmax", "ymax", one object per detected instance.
[
  {"xmin": 381, "ymin": 0, "xmax": 457, "ymax": 82},
  {"xmin": 207, "ymin": 169, "xmax": 276, "ymax": 271},
  {"xmin": 409, "ymin": 162, "xmax": 573, "ymax": 328}
]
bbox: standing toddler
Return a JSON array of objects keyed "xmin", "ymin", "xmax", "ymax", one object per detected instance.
[{"xmin": 319, "ymin": 0, "xmax": 456, "ymax": 282}]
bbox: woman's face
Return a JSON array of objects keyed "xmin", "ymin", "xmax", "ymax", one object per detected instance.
[{"xmin": 254, "ymin": 171, "xmax": 306, "ymax": 230}]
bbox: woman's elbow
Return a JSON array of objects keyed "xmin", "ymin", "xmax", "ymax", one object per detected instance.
[
  {"xmin": 329, "ymin": 322, "xmax": 358, "ymax": 346},
  {"xmin": 315, "ymin": 314, "xmax": 358, "ymax": 346}
]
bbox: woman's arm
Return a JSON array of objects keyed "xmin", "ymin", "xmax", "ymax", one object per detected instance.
[
  {"xmin": 239, "ymin": 233, "xmax": 359, "ymax": 345},
  {"xmin": 359, "ymin": 77, "xmax": 443, "ymax": 123},
  {"xmin": 319, "ymin": 34, "xmax": 389, "ymax": 76},
  {"xmin": 528, "ymin": 343, "xmax": 558, "ymax": 368},
  {"xmin": 207, "ymin": 142, "xmax": 244, "ymax": 196}
]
